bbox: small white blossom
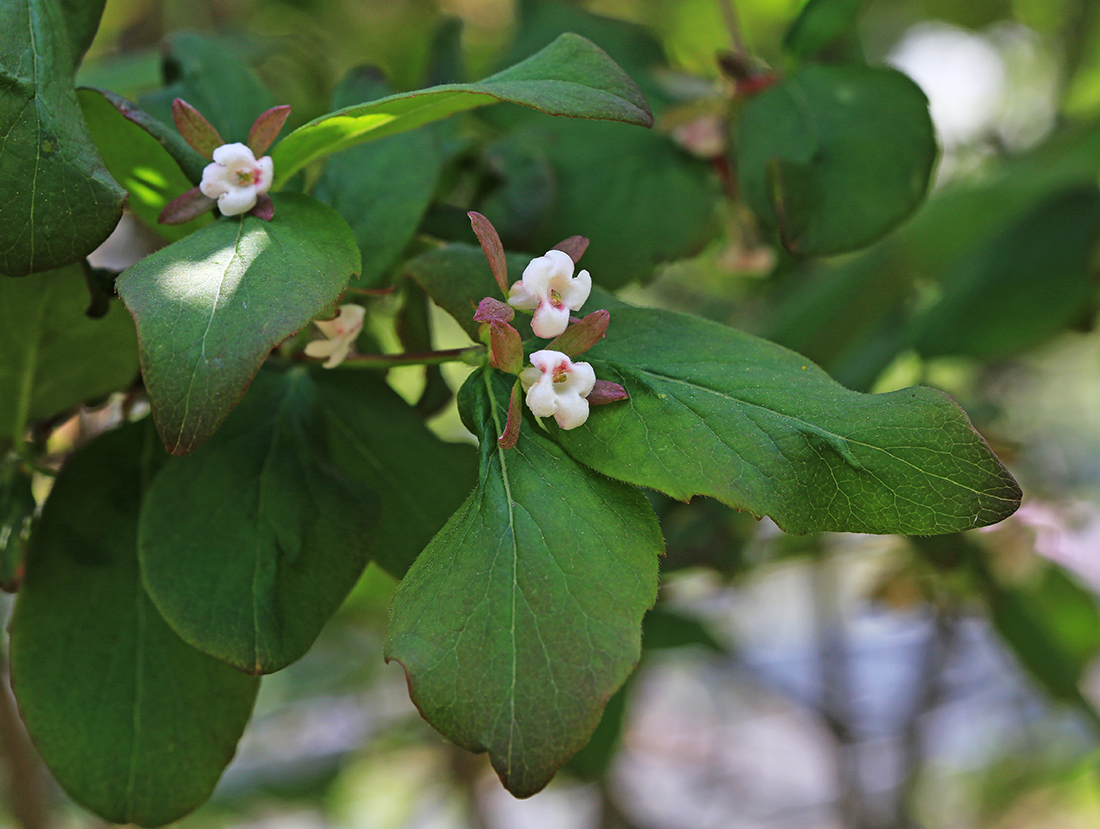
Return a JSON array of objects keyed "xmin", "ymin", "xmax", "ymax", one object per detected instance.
[
  {"xmin": 199, "ymin": 142, "xmax": 274, "ymax": 217},
  {"xmin": 520, "ymin": 350, "xmax": 596, "ymax": 430},
  {"xmin": 304, "ymin": 305, "xmax": 365, "ymax": 368},
  {"xmin": 507, "ymin": 249, "xmax": 591, "ymax": 338}
]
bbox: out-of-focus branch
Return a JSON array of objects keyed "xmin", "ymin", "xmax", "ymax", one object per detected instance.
[
  {"xmin": 717, "ymin": 0, "xmax": 747, "ymax": 55},
  {"xmin": 0, "ymin": 646, "xmax": 49, "ymax": 829}
]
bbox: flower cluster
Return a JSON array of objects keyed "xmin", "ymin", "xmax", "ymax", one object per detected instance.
[
  {"xmin": 520, "ymin": 350, "xmax": 596, "ymax": 430},
  {"xmin": 506, "ymin": 250, "xmax": 591, "ymax": 338}
]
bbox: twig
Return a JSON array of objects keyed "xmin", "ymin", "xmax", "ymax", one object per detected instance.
[{"xmin": 327, "ymin": 346, "xmax": 485, "ymax": 369}]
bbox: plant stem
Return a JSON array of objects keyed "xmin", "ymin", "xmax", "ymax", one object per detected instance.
[
  {"xmin": 0, "ymin": 628, "xmax": 49, "ymax": 829},
  {"xmin": 335, "ymin": 346, "xmax": 485, "ymax": 369},
  {"xmin": 717, "ymin": 0, "xmax": 747, "ymax": 55}
]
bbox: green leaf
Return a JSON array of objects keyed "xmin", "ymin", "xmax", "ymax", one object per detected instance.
[
  {"xmin": 783, "ymin": 0, "xmax": 867, "ymax": 59},
  {"xmin": 78, "ymin": 88, "xmax": 212, "ymax": 240},
  {"xmin": 138, "ymin": 32, "xmax": 278, "ymax": 147},
  {"xmin": 271, "ymin": 33, "xmax": 653, "ymax": 184},
  {"xmin": 483, "ymin": 119, "xmax": 719, "ymax": 288},
  {"xmin": 385, "ymin": 368, "xmax": 661, "ymax": 797},
  {"xmin": 0, "ymin": 265, "xmax": 137, "ymax": 444},
  {"xmin": 0, "ymin": 0, "xmax": 126, "ymax": 276},
  {"xmin": 139, "ymin": 368, "xmax": 377, "ymax": 674},
  {"xmin": 553, "ymin": 307, "xmax": 1021, "ymax": 535},
  {"xmin": 94, "ymin": 88, "xmax": 210, "ymax": 184},
  {"xmin": 115, "ymin": 192, "xmax": 360, "ymax": 455},
  {"xmin": 313, "ymin": 69, "xmax": 444, "ymax": 289},
  {"xmin": 312, "ymin": 369, "xmax": 477, "ymax": 578},
  {"xmin": 737, "ymin": 64, "xmax": 936, "ymax": 256},
  {"xmin": 58, "ymin": 0, "xmax": 106, "ymax": 68},
  {"xmin": 910, "ymin": 185, "xmax": 1100, "ymax": 360},
  {"xmin": 9, "ymin": 421, "xmax": 260, "ymax": 827}
]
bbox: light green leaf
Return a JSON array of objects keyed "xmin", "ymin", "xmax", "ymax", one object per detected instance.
[
  {"xmin": 313, "ymin": 68, "xmax": 444, "ymax": 289},
  {"xmin": 78, "ymin": 88, "xmax": 212, "ymax": 240},
  {"xmin": 312, "ymin": 369, "xmax": 477, "ymax": 578},
  {"xmin": 0, "ymin": 265, "xmax": 137, "ymax": 445},
  {"xmin": 139, "ymin": 368, "xmax": 378, "ymax": 674},
  {"xmin": 554, "ymin": 307, "xmax": 1021, "ymax": 535},
  {"xmin": 271, "ymin": 33, "xmax": 653, "ymax": 184},
  {"xmin": 783, "ymin": 0, "xmax": 866, "ymax": 59},
  {"xmin": 385, "ymin": 368, "xmax": 661, "ymax": 797},
  {"xmin": 9, "ymin": 421, "xmax": 260, "ymax": 827},
  {"xmin": 115, "ymin": 192, "xmax": 360, "ymax": 455},
  {"xmin": 737, "ymin": 64, "xmax": 936, "ymax": 256},
  {"xmin": 0, "ymin": 0, "xmax": 126, "ymax": 276}
]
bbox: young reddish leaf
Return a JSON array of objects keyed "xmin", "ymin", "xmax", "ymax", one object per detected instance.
[
  {"xmin": 473, "ymin": 296, "xmax": 515, "ymax": 324},
  {"xmin": 587, "ymin": 379, "xmax": 628, "ymax": 405},
  {"xmin": 468, "ymin": 212, "xmax": 509, "ymax": 295},
  {"xmin": 171, "ymin": 98, "xmax": 224, "ymax": 158},
  {"xmin": 248, "ymin": 105, "xmax": 292, "ymax": 157},
  {"xmin": 497, "ymin": 380, "xmax": 523, "ymax": 449},
  {"xmin": 552, "ymin": 235, "xmax": 590, "ymax": 264},
  {"xmin": 249, "ymin": 192, "xmax": 275, "ymax": 221},
  {"xmin": 489, "ymin": 321, "xmax": 523, "ymax": 375},
  {"xmin": 546, "ymin": 309, "xmax": 609, "ymax": 357},
  {"xmin": 158, "ymin": 186, "xmax": 216, "ymax": 225}
]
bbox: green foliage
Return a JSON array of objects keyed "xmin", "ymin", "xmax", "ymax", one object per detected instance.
[
  {"xmin": 9, "ymin": 421, "xmax": 260, "ymax": 827},
  {"xmin": 385, "ymin": 369, "xmax": 662, "ymax": 797},
  {"xmin": 115, "ymin": 193, "xmax": 360, "ymax": 455},
  {"xmin": 783, "ymin": 0, "xmax": 867, "ymax": 59},
  {"xmin": 554, "ymin": 306, "xmax": 1021, "ymax": 534},
  {"xmin": 0, "ymin": 265, "xmax": 137, "ymax": 445},
  {"xmin": 737, "ymin": 63, "xmax": 936, "ymax": 255},
  {"xmin": 0, "ymin": 0, "xmax": 126, "ymax": 276},
  {"xmin": 139, "ymin": 368, "xmax": 378, "ymax": 674},
  {"xmin": 271, "ymin": 33, "xmax": 654, "ymax": 183},
  {"xmin": 313, "ymin": 69, "xmax": 443, "ymax": 289}
]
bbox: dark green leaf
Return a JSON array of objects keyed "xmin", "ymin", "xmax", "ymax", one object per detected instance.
[
  {"xmin": 0, "ymin": 265, "xmax": 137, "ymax": 442},
  {"xmin": 642, "ymin": 605, "xmax": 725, "ymax": 653},
  {"xmin": 139, "ymin": 32, "xmax": 278, "ymax": 147},
  {"xmin": 0, "ymin": 0, "xmax": 126, "ymax": 276},
  {"xmin": 271, "ymin": 33, "xmax": 653, "ymax": 184},
  {"xmin": 94, "ymin": 88, "xmax": 209, "ymax": 184},
  {"xmin": 78, "ymin": 88, "xmax": 212, "ymax": 240},
  {"xmin": 58, "ymin": 0, "xmax": 106, "ymax": 68},
  {"xmin": 312, "ymin": 369, "xmax": 477, "ymax": 577},
  {"xmin": 910, "ymin": 185, "xmax": 1100, "ymax": 360},
  {"xmin": 783, "ymin": 0, "xmax": 867, "ymax": 59},
  {"xmin": 115, "ymin": 192, "xmax": 360, "ymax": 455},
  {"xmin": 484, "ymin": 119, "xmax": 719, "ymax": 288},
  {"xmin": 313, "ymin": 69, "xmax": 444, "ymax": 289},
  {"xmin": 403, "ymin": 244, "xmax": 529, "ymax": 340},
  {"xmin": 737, "ymin": 64, "xmax": 936, "ymax": 256},
  {"xmin": 385, "ymin": 368, "xmax": 661, "ymax": 797},
  {"xmin": 9, "ymin": 421, "xmax": 260, "ymax": 827},
  {"xmin": 554, "ymin": 307, "xmax": 1021, "ymax": 535},
  {"xmin": 139, "ymin": 368, "xmax": 377, "ymax": 674}
]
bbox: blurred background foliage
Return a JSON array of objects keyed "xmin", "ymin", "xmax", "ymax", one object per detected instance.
[{"xmin": 6, "ymin": 0, "xmax": 1100, "ymax": 826}]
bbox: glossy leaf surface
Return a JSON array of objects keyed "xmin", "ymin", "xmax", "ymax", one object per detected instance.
[
  {"xmin": 115, "ymin": 193, "xmax": 360, "ymax": 455},
  {"xmin": 737, "ymin": 64, "xmax": 936, "ymax": 255},
  {"xmin": 139, "ymin": 368, "xmax": 377, "ymax": 674},
  {"xmin": 386, "ymin": 369, "xmax": 661, "ymax": 797},
  {"xmin": 554, "ymin": 307, "xmax": 1021, "ymax": 535},
  {"xmin": 9, "ymin": 421, "xmax": 260, "ymax": 827},
  {"xmin": 0, "ymin": 266, "xmax": 137, "ymax": 443},
  {"xmin": 271, "ymin": 33, "xmax": 653, "ymax": 183},
  {"xmin": 0, "ymin": 0, "xmax": 126, "ymax": 276}
]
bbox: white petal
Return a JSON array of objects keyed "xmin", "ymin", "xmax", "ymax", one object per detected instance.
[
  {"xmin": 199, "ymin": 161, "xmax": 231, "ymax": 198},
  {"xmin": 553, "ymin": 394, "xmax": 590, "ymax": 429},
  {"xmin": 211, "ymin": 142, "xmax": 257, "ymax": 167},
  {"xmin": 542, "ymin": 249, "xmax": 575, "ymax": 277},
  {"xmin": 561, "ymin": 268, "xmax": 591, "ymax": 310},
  {"xmin": 525, "ymin": 375, "xmax": 559, "ymax": 417},
  {"xmin": 304, "ymin": 339, "xmax": 337, "ymax": 359},
  {"xmin": 519, "ymin": 254, "xmax": 558, "ymax": 296},
  {"xmin": 255, "ymin": 156, "xmax": 274, "ymax": 194},
  {"xmin": 321, "ymin": 340, "xmax": 353, "ymax": 368},
  {"xmin": 217, "ymin": 187, "xmax": 257, "ymax": 216},
  {"xmin": 529, "ymin": 349, "xmax": 570, "ymax": 372},
  {"xmin": 531, "ymin": 302, "xmax": 570, "ymax": 338},
  {"xmin": 507, "ymin": 280, "xmax": 540, "ymax": 311},
  {"xmin": 567, "ymin": 360, "xmax": 596, "ymax": 397}
]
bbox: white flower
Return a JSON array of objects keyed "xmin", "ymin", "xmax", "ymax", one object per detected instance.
[
  {"xmin": 304, "ymin": 305, "xmax": 365, "ymax": 368},
  {"xmin": 519, "ymin": 350, "xmax": 597, "ymax": 430},
  {"xmin": 199, "ymin": 142, "xmax": 274, "ymax": 216},
  {"xmin": 507, "ymin": 249, "xmax": 591, "ymax": 338}
]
